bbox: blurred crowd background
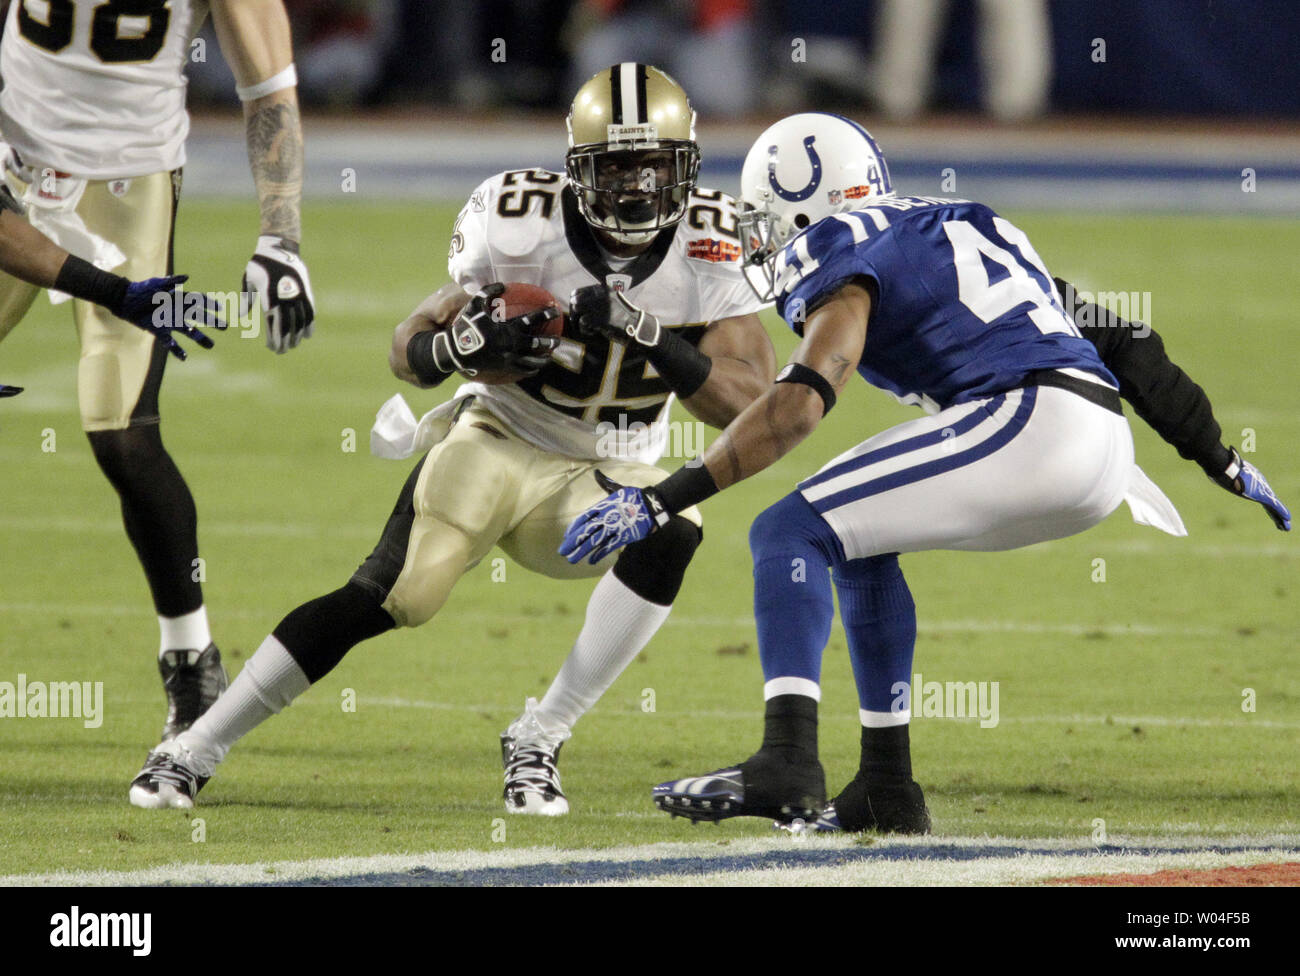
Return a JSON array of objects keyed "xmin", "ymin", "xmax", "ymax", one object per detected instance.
[{"xmin": 182, "ymin": 0, "xmax": 1300, "ymax": 120}]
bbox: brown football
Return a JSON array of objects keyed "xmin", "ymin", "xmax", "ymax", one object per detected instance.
[{"xmin": 467, "ymin": 282, "xmax": 564, "ymax": 385}]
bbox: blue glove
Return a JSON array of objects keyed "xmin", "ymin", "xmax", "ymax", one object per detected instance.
[
  {"xmin": 118, "ymin": 275, "xmax": 227, "ymax": 361},
  {"xmin": 1217, "ymin": 447, "xmax": 1291, "ymax": 531},
  {"xmin": 560, "ymin": 471, "xmax": 671, "ymax": 564}
]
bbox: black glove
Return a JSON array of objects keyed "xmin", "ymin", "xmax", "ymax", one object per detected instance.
[
  {"xmin": 413, "ymin": 282, "xmax": 560, "ymax": 381},
  {"xmin": 0, "ymin": 385, "xmax": 21, "ymax": 397},
  {"xmin": 570, "ymin": 283, "xmax": 662, "ymax": 347},
  {"xmin": 569, "ymin": 283, "xmax": 712, "ymax": 397}
]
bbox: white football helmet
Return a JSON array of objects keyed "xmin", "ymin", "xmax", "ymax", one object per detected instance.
[{"xmin": 737, "ymin": 113, "xmax": 894, "ymax": 301}]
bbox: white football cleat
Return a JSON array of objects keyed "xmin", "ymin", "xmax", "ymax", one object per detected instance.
[
  {"xmin": 129, "ymin": 738, "xmax": 213, "ymax": 809},
  {"xmin": 500, "ymin": 698, "xmax": 571, "ymax": 816}
]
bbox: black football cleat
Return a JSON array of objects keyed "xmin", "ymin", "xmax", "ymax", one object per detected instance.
[
  {"xmin": 158, "ymin": 643, "xmax": 228, "ymax": 741},
  {"xmin": 823, "ymin": 775, "xmax": 932, "ymax": 834},
  {"xmin": 654, "ymin": 748, "xmax": 826, "ymax": 825}
]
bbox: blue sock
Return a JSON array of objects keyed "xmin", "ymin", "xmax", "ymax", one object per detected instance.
[
  {"xmin": 832, "ymin": 554, "xmax": 916, "ymax": 720},
  {"xmin": 749, "ymin": 492, "xmax": 845, "ymax": 689}
]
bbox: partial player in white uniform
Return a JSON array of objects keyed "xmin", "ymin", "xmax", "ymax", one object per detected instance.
[
  {"xmin": 127, "ymin": 64, "xmax": 777, "ymax": 815},
  {"xmin": 0, "ymin": 1, "xmax": 314, "ymax": 742}
]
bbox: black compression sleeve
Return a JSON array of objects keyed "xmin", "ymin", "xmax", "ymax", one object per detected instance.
[
  {"xmin": 405, "ymin": 330, "xmax": 453, "ymax": 387},
  {"xmin": 54, "ymin": 254, "xmax": 130, "ymax": 315},
  {"xmin": 1056, "ymin": 277, "xmax": 1231, "ymax": 478},
  {"xmin": 646, "ymin": 328, "xmax": 712, "ymax": 398}
]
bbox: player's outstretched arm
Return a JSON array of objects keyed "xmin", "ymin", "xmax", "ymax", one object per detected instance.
[
  {"xmin": 560, "ymin": 283, "xmax": 871, "ymax": 564},
  {"xmin": 1057, "ymin": 276, "xmax": 1290, "ymax": 530},
  {"xmin": 687, "ymin": 282, "xmax": 869, "ymax": 492},
  {"xmin": 0, "ymin": 207, "xmax": 223, "ymax": 365},
  {"xmin": 212, "ymin": 0, "xmax": 313, "ymax": 353}
]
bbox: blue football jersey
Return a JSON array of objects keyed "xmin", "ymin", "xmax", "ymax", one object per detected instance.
[{"xmin": 774, "ymin": 195, "xmax": 1116, "ymax": 411}]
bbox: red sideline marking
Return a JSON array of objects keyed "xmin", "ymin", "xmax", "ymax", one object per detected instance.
[{"xmin": 1047, "ymin": 861, "xmax": 1300, "ymax": 886}]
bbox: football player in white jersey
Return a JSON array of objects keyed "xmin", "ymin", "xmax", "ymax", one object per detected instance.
[
  {"xmin": 127, "ymin": 64, "xmax": 778, "ymax": 815},
  {"xmin": 0, "ymin": 1, "xmax": 314, "ymax": 740}
]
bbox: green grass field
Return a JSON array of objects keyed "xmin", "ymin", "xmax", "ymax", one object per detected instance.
[{"xmin": 0, "ymin": 201, "xmax": 1295, "ymax": 878}]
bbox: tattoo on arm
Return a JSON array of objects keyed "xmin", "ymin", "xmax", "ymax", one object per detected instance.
[
  {"xmin": 719, "ymin": 431, "xmax": 744, "ymax": 483},
  {"xmin": 764, "ymin": 388, "xmax": 800, "ymax": 455},
  {"xmin": 246, "ymin": 100, "xmax": 303, "ymax": 241},
  {"xmin": 827, "ymin": 351, "xmax": 852, "ymax": 387}
]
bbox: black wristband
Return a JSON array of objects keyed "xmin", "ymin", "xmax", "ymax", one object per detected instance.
[
  {"xmin": 775, "ymin": 362, "xmax": 836, "ymax": 415},
  {"xmin": 54, "ymin": 254, "xmax": 130, "ymax": 315},
  {"xmin": 406, "ymin": 330, "xmax": 453, "ymax": 387},
  {"xmin": 1198, "ymin": 442, "xmax": 1235, "ymax": 485},
  {"xmin": 652, "ymin": 460, "xmax": 720, "ymax": 514},
  {"xmin": 646, "ymin": 327, "xmax": 712, "ymax": 398}
]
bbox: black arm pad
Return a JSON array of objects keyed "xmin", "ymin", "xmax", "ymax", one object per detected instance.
[
  {"xmin": 775, "ymin": 362, "xmax": 836, "ymax": 415},
  {"xmin": 646, "ymin": 327, "xmax": 712, "ymax": 398},
  {"xmin": 1056, "ymin": 277, "xmax": 1231, "ymax": 478},
  {"xmin": 405, "ymin": 330, "xmax": 453, "ymax": 387}
]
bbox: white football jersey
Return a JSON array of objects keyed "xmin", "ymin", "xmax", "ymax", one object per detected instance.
[
  {"xmin": 448, "ymin": 168, "xmax": 768, "ymax": 463},
  {"xmin": 0, "ymin": 0, "xmax": 209, "ymax": 178}
]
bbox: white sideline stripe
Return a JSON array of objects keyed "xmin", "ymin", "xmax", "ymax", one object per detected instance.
[
  {"xmin": 0, "ymin": 601, "xmax": 1246, "ymax": 640},
  {"xmin": 3, "ymin": 834, "xmax": 1294, "ymax": 888},
  {"xmin": 577, "ymin": 847, "xmax": 1297, "ymax": 889}
]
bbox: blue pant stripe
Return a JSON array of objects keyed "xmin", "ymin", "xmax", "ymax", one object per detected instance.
[
  {"xmin": 810, "ymin": 388, "xmax": 1037, "ymax": 514},
  {"xmin": 799, "ymin": 395, "xmax": 1004, "ymax": 492}
]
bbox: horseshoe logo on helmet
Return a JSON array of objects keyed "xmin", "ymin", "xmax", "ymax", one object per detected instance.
[{"xmin": 767, "ymin": 136, "xmax": 822, "ymax": 202}]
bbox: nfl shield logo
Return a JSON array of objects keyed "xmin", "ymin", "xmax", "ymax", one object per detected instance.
[
  {"xmin": 108, "ymin": 179, "xmax": 131, "ymax": 198},
  {"xmin": 827, "ymin": 188, "xmax": 843, "ymax": 205},
  {"xmin": 605, "ymin": 274, "xmax": 632, "ymax": 293}
]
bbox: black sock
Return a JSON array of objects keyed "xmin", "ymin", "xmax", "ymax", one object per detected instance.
[
  {"xmin": 759, "ymin": 694, "xmax": 819, "ymax": 758},
  {"xmin": 859, "ymin": 724, "xmax": 914, "ymax": 781},
  {"xmin": 273, "ymin": 582, "xmax": 395, "ymax": 683},
  {"xmin": 87, "ymin": 425, "xmax": 201, "ymax": 617}
]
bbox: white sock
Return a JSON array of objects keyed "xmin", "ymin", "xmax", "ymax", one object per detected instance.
[
  {"xmin": 534, "ymin": 570, "xmax": 671, "ymax": 732},
  {"xmin": 178, "ymin": 635, "xmax": 309, "ymax": 767},
  {"xmin": 159, "ymin": 606, "xmax": 212, "ymax": 657}
]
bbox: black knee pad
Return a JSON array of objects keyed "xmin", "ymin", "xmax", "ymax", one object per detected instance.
[
  {"xmin": 612, "ymin": 516, "xmax": 702, "ymax": 606},
  {"xmin": 273, "ymin": 580, "xmax": 396, "ymax": 684}
]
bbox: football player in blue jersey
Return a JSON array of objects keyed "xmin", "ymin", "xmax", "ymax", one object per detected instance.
[{"xmin": 560, "ymin": 113, "xmax": 1292, "ymax": 832}]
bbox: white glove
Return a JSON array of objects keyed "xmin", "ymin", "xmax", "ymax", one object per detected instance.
[{"xmin": 242, "ymin": 235, "xmax": 315, "ymax": 353}]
